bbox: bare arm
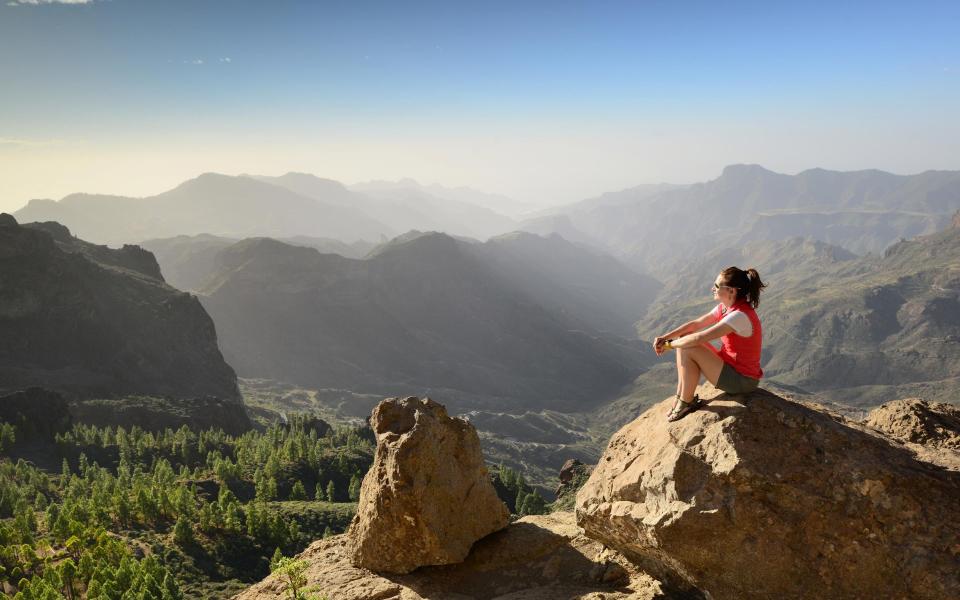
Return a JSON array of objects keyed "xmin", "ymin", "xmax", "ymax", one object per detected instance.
[
  {"xmin": 653, "ymin": 310, "xmax": 716, "ymax": 354},
  {"xmin": 671, "ymin": 321, "xmax": 734, "ymax": 348}
]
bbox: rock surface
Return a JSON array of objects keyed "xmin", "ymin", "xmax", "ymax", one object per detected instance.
[
  {"xmin": 576, "ymin": 384, "xmax": 960, "ymax": 600},
  {"xmin": 234, "ymin": 512, "xmax": 674, "ymax": 600},
  {"xmin": 349, "ymin": 396, "xmax": 510, "ymax": 574},
  {"xmin": 863, "ymin": 398, "xmax": 960, "ymax": 470},
  {"xmin": 556, "ymin": 458, "xmax": 592, "ymax": 498},
  {"xmin": 0, "ymin": 215, "xmax": 245, "ymax": 419}
]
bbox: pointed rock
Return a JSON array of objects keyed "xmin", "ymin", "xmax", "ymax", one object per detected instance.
[{"xmin": 349, "ymin": 396, "xmax": 510, "ymax": 574}]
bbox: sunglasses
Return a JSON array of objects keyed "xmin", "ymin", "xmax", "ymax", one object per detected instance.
[{"xmin": 712, "ymin": 283, "xmax": 736, "ymax": 291}]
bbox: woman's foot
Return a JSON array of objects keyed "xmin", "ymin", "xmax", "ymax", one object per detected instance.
[{"xmin": 667, "ymin": 395, "xmax": 702, "ymax": 422}]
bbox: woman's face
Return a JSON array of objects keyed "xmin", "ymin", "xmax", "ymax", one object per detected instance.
[{"xmin": 712, "ymin": 276, "xmax": 737, "ymax": 307}]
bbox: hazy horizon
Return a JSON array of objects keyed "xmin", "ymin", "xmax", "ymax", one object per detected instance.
[{"xmin": 2, "ymin": 0, "xmax": 959, "ymax": 214}]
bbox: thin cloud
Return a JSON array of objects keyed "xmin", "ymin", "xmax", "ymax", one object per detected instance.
[{"xmin": 7, "ymin": 0, "xmax": 97, "ymax": 5}]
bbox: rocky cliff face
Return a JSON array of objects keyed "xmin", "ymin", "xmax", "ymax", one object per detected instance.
[
  {"xmin": 0, "ymin": 215, "xmax": 246, "ymax": 428},
  {"xmin": 576, "ymin": 385, "xmax": 960, "ymax": 600}
]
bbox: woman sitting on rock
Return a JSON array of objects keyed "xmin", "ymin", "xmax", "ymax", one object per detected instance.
[{"xmin": 654, "ymin": 266, "xmax": 766, "ymax": 422}]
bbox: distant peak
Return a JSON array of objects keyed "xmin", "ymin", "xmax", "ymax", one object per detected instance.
[
  {"xmin": 366, "ymin": 230, "xmax": 459, "ymax": 258},
  {"xmin": 194, "ymin": 171, "xmax": 231, "ymax": 180},
  {"xmin": 720, "ymin": 164, "xmax": 776, "ymax": 177}
]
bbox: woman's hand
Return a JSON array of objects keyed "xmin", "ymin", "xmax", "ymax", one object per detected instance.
[{"xmin": 653, "ymin": 335, "xmax": 668, "ymax": 355}]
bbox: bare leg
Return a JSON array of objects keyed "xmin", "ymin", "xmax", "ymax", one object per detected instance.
[
  {"xmin": 675, "ymin": 350, "xmax": 683, "ymax": 398},
  {"xmin": 676, "ymin": 345, "xmax": 725, "ymax": 402}
]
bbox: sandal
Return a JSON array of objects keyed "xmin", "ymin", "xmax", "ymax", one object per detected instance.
[{"xmin": 667, "ymin": 395, "xmax": 702, "ymax": 422}]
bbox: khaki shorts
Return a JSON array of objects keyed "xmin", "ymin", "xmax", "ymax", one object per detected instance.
[{"xmin": 716, "ymin": 363, "xmax": 760, "ymax": 394}]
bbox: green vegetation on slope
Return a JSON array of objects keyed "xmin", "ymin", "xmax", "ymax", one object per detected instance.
[{"xmin": 0, "ymin": 415, "xmax": 373, "ymax": 599}]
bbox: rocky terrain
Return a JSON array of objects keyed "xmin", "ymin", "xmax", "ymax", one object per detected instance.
[
  {"xmin": 235, "ymin": 397, "xmax": 673, "ymax": 600},
  {"xmin": 238, "ymin": 390, "xmax": 960, "ymax": 599},
  {"xmin": 236, "ymin": 512, "xmax": 668, "ymax": 600},
  {"xmin": 577, "ymin": 385, "xmax": 960, "ymax": 600},
  {"xmin": 0, "ymin": 214, "xmax": 249, "ymax": 430},
  {"xmin": 863, "ymin": 397, "xmax": 960, "ymax": 470}
]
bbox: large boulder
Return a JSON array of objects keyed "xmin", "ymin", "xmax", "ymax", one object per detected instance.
[
  {"xmin": 576, "ymin": 385, "xmax": 960, "ymax": 600},
  {"xmin": 234, "ymin": 512, "xmax": 670, "ymax": 600},
  {"xmin": 863, "ymin": 398, "xmax": 960, "ymax": 470},
  {"xmin": 349, "ymin": 396, "xmax": 510, "ymax": 574}
]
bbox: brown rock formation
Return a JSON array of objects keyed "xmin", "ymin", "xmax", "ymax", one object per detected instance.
[
  {"xmin": 555, "ymin": 458, "xmax": 591, "ymax": 497},
  {"xmin": 0, "ymin": 215, "xmax": 245, "ymax": 413},
  {"xmin": 863, "ymin": 397, "xmax": 960, "ymax": 470},
  {"xmin": 233, "ymin": 512, "xmax": 672, "ymax": 600},
  {"xmin": 576, "ymin": 385, "xmax": 960, "ymax": 600},
  {"xmin": 349, "ymin": 396, "xmax": 510, "ymax": 574}
]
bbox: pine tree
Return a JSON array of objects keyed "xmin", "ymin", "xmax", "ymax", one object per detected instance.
[
  {"xmin": 515, "ymin": 490, "xmax": 528, "ymax": 515},
  {"xmin": 0, "ymin": 423, "xmax": 14, "ymax": 452},
  {"xmin": 348, "ymin": 473, "xmax": 362, "ymax": 501},
  {"xmin": 314, "ymin": 482, "xmax": 325, "ymax": 501},
  {"xmin": 161, "ymin": 572, "xmax": 183, "ymax": 600},
  {"xmin": 289, "ymin": 480, "xmax": 307, "ymax": 501},
  {"xmin": 173, "ymin": 516, "xmax": 193, "ymax": 547},
  {"xmin": 326, "ymin": 480, "xmax": 336, "ymax": 503},
  {"xmin": 520, "ymin": 491, "xmax": 546, "ymax": 516}
]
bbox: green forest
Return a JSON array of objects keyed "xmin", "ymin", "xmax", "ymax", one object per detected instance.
[
  {"xmin": 0, "ymin": 416, "xmax": 373, "ymax": 599},
  {"xmin": 0, "ymin": 414, "xmax": 551, "ymax": 599}
]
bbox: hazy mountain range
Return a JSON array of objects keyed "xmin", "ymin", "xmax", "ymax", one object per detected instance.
[
  {"xmin": 14, "ymin": 172, "xmax": 525, "ymax": 248},
  {"xmin": 16, "ymin": 165, "xmax": 960, "ymax": 282},
  {"xmin": 521, "ymin": 165, "xmax": 960, "ymax": 277},
  {"xmin": 7, "ymin": 164, "xmax": 960, "ymax": 482},
  {"xmin": 192, "ymin": 230, "xmax": 659, "ymax": 414},
  {"xmin": 140, "ymin": 233, "xmax": 377, "ymax": 292}
]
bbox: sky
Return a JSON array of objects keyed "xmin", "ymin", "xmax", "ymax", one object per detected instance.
[{"xmin": 1, "ymin": 0, "xmax": 959, "ymax": 213}]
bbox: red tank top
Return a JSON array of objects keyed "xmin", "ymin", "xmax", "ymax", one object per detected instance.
[{"xmin": 712, "ymin": 301, "xmax": 763, "ymax": 379}]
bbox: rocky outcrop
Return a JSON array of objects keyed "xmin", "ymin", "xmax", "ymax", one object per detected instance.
[
  {"xmin": 863, "ymin": 398, "xmax": 960, "ymax": 470},
  {"xmin": 349, "ymin": 396, "xmax": 510, "ymax": 574},
  {"xmin": 576, "ymin": 385, "xmax": 960, "ymax": 600},
  {"xmin": 555, "ymin": 458, "xmax": 592, "ymax": 498},
  {"xmin": 234, "ymin": 512, "xmax": 670, "ymax": 600},
  {"xmin": 0, "ymin": 214, "xmax": 248, "ymax": 429},
  {"xmin": 0, "ymin": 215, "xmax": 237, "ymax": 399}
]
